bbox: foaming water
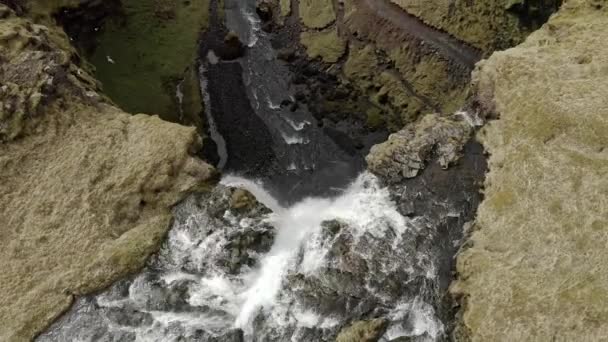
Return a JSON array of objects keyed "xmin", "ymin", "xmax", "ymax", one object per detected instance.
[
  {"xmin": 220, "ymin": 172, "xmax": 442, "ymax": 339},
  {"xmin": 39, "ymin": 172, "xmax": 444, "ymax": 341},
  {"xmin": 280, "ymin": 132, "xmax": 310, "ymax": 145},
  {"xmin": 242, "ymin": 7, "xmax": 261, "ymax": 47}
]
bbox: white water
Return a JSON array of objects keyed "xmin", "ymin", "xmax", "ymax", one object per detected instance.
[
  {"xmin": 281, "ymin": 132, "xmax": 310, "ymax": 145},
  {"xmin": 243, "ymin": 7, "xmax": 262, "ymax": 47},
  {"xmin": 284, "ymin": 116, "xmax": 310, "ymax": 131},
  {"xmin": 266, "ymin": 96, "xmax": 281, "ymax": 110},
  {"xmin": 219, "ymin": 172, "xmax": 441, "ymax": 339},
  {"xmin": 175, "ymin": 79, "xmax": 184, "ymax": 121},
  {"xmin": 39, "ymin": 172, "xmax": 444, "ymax": 341}
]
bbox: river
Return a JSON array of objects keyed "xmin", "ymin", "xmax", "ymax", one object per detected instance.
[{"xmin": 37, "ymin": 1, "xmax": 477, "ymax": 341}]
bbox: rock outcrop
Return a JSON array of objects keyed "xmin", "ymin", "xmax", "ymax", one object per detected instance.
[
  {"xmin": 335, "ymin": 319, "xmax": 388, "ymax": 342},
  {"xmin": 366, "ymin": 113, "xmax": 475, "ymax": 182},
  {"xmin": 0, "ymin": 6, "xmax": 215, "ymax": 341},
  {"xmin": 452, "ymin": 1, "xmax": 608, "ymax": 340}
]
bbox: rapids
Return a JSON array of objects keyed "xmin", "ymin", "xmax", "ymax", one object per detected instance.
[{"xmin": 38, "ymin": 173, "xmax": 443, "ymax": 341}]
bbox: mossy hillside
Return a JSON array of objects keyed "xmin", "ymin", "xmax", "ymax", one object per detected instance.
[
  {"xmin": 300, "ymin": 27, "xmax": 346, "ymax": 63},
  {"xmin": 388, "ymin": 45, "xmax": 468, "ymax": 115},
  {"xmin": 24, "ymin": 0, "xmax": 80, "ymax": 21},
  {"xmin": 88, "ymin": 0, "xmax": 208, "ymax": 123},
  {"xmin": 342, "ymin": 44, "xmax": 430, "ymax": 130},
  {"xmin": 452, "ymin": 1, "xmax": 608, "ymax": 340},
  {"xmin": 336, "ymin": 1, "xmax": 472, "ymax": 131},
  {"xmin": 299, "ymin": 0, "xmax": 335, "ymax": 29},
  {"xmin": 390, "ymin": 0, "xmax": 523, "ymax": 53},
  {"xmin": 391, "ymin": 0, "xmax": 561, "ymax": 53},
  {"xmin": 280, "ymin": 0, "xmax": 291, "ymax": 18}
]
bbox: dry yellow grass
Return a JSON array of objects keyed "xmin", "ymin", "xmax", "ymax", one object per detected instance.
[{"xmin": 452, "ymin": 1, "xmax": 608, "ymax": 340}]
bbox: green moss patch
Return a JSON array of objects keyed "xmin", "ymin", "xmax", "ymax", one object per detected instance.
[
  {"xmin": 300, "ymin": 27, "xmax": 345, "ymax": 63},
  {"xmin": 87, "ymin": 0, "xmax": 209, "ymax": 122},
  {"xmin": 299, "ymin": 0, "xmax": 335, "ymax": 29}
]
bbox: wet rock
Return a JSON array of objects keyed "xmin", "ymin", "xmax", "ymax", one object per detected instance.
[
  {"xmin": 389, "ymin": 333, "xmax": 431, "ymax": 341},
  {"xmin": 336, "ymin": 319, "xmax": 389, "ymax": 342},
  {"xmin": 212, "ymin": 329, "xmax": 244, "ymax": 342},
  {"xmin": 321, "ymin": 219, "xmax": 345, "ymax": 238},
  {"xmin": 256, "ymin": 0, "xmax": 274, "ymax": 22},
  {"xmin": 366, "ymin": 113, "xmax": 472, "ymax": 183},
  {"xmin": 276, "ymin": 46, "xmax": 296, "ymax": 61},
  {"xmin": 220, "ymin": 31, "xmax": 246, "ymax": 60},
  {"xmin": 225, "ymin": 226, "xmax": 275, "ymax": 273},
  {"xmin": 40, "ymin": 184, "xmax": 275, "ymax": 340},
  {"xmin": 230, "ymin": 188, "xmax": 257, "ymax": 210},
  {"xmin": 131, "ymin": 276, "xmax": 195, "ymax": 312},
  {"xmin": 289, "ymin": 101, "xmax": 299, "ymax": 112},
  {"xmin": 104, "ymin": 307, "xmax": 154, "ymax": 327}
]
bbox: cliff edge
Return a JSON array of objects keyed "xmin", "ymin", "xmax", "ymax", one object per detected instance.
[
  {"xmin": 452, "ymin": 0, "xmax": 608, "ymax": 340},
  {"xmin": 0, "ymin": 5, "xmax": 216, "ymax": 341}
]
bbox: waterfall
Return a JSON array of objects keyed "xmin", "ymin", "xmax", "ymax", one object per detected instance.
[{"xmin": 38, "ymin": 173, "xmax": 444, "ymax": 341}]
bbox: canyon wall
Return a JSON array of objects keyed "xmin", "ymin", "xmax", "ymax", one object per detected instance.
[
  {"xmin": 0, "ymin": 5, "xmax": 215, "ymax": 340},
  {"xmin": 452, "ymin": 0, "xmax": 608, "ymax": 340}
]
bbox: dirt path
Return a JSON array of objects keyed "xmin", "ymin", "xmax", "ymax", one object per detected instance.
[{"xmin": 358, "ymin": 0, "xmax": 482, "ymax": 69}]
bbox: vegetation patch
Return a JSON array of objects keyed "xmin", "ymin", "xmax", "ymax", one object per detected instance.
[
  {"xmin": 452, "ymin": 1, "xmax": 608, "ymax": 340},
  {"xmin": 299, "ymin": 0, "xmax": 335, "ymax": 29},
  {"xmin": 84, "ymin": 0, "xmax": 209, "ymax": 123},
  {"xmin": 300, "ymin": 27, "xmax": 346, "ymax": 63}
]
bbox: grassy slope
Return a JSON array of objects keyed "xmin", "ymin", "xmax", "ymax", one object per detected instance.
[{"xmin": 452, "ymin": 1, "xmax": 608, "ymax": 340}]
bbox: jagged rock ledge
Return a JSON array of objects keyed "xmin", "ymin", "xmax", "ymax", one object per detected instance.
[{"xmin": 365, "ymin": 113, "xmax": 487, "ymax": 336}]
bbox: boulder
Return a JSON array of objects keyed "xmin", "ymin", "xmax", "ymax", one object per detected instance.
[
  {"xmin": 336, "ymin": 319, "xmax": 389, "ymax": 342},
  {"xmin": 220, "ymin": 30, "xmax": 246, "ymax": 60},
  {"xmin": 366, "ymin": 113, "xmax": 473, "ymax": 183}
]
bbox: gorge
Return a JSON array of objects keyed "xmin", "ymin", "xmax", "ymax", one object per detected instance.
[{"xmin": 1, "ymin": 0, "xmax": 606, "ymax": 341}]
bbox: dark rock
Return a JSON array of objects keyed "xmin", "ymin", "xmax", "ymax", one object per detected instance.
[
  {"xmin": 218, "ymin": 31, "xmax": 246, "ymax": 60},
  {"xmin": 256, "ymin": 1, "xmax": 273, "ymax": 22},
  {"xmin": 289, "ymin": 101, "xmax": 299, "ymax": 112},
  {"xmin": 277, "ymin": 47, "xmax": 296, "ymax": 61},
  {"xmin": 104, "ymin": 307, "xmax": 154, "ymax": 327},
  {"xmin": 321, "ymin": 219, "xmax": 345, "ymax": 238},
  {"xmin": 261, "ymin": 21, "xmax": 274, "ymax": 33},
  {"xmin": 212, "ymin": 329, "xmax": 244, "ymax": 342}
]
